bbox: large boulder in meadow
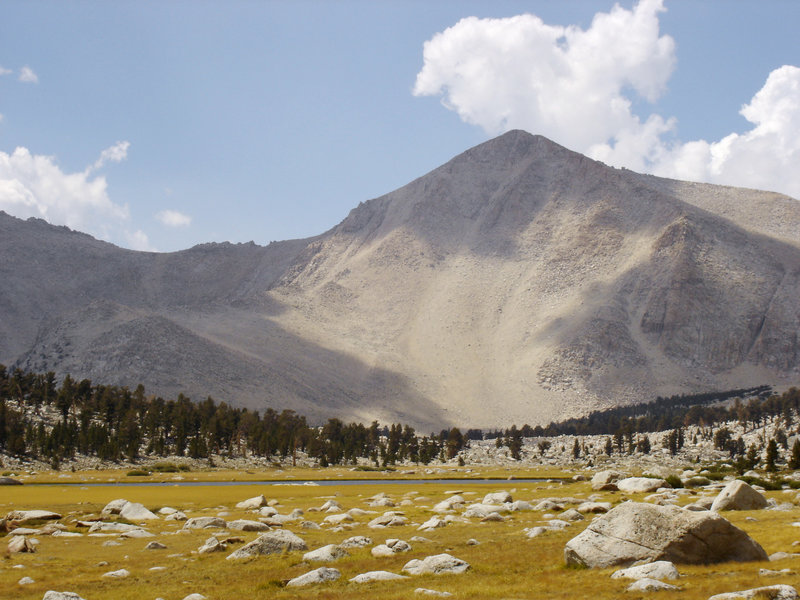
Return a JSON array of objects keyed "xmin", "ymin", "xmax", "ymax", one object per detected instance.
[
  {"xmin": 711, "ymin": 480, "xmax": 768, "ymax": 512},
  {"xmin": 303, "ymin": 544, "xmax": 348, "ymax": 562},
  {"xmin": 8, "ymin": 535, "xmax": 37, "ymax": 553},
  {"xmin": 119, "ymin": 502, "xmax": 159, "ymax": 521},
  {"xmin": 482, "ymin": 491, "xmax": 512, "ymax": 505},
  {"xmin": 0, "ymin": 476, "xmax": 22, "ymax": 485},
  {"xmin": 226, "ymin": 529, "xmax": 307, "ymax": 559},
  {"xmin": 616, "ymin": 477, "xmax": 669, "ymax": 494},
  {"xmin": 6, "ymin": 510, "xmax": 61, "ymax": 523},
  {"xmin": 101, "ymin": 499, "xmax": 129, "ymax": 515},
  {"xmin": 564, "ymin": 502, "xmax": 767, "ymax": 568},
  {"xmin": 591, "ymin": 470, "xmax": 627, "ymax": 491},
  {"xmin": 235, "ymin": 495, "xmax": 267, "ymax": 510}
]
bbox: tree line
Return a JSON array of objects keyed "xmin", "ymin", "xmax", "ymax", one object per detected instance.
[{"xmin": 0, "ymin": 365, "xmax": 468, "ymax": 468}]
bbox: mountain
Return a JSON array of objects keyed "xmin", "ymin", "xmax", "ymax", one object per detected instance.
[{"xmin": 2, "ymin": 131, "xmax": 799, "ymax": 429}]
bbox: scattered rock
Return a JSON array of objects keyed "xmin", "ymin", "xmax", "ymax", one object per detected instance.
[
  {"xmin": 18, "ymin": 576, "xmax": 35, "ymax": 584},
  {"xmin": 42, "ymin": 592, "xmax": 87, "ymax": 600},
  {"xmin": 564, "ymin": 502, "xmax": 768, "ymax": 568},
  {"xmin": 711, "ymin": 480, "xmax": 769, "ymax": 511},
  {"xmin": 349, "ymin": 570, "xmax": 408, "ymax": 583},
  {"xmin": 227, "ymin": 519, "xmax": 270, "ymax": 532},
  {"xmin": 617, "ymin": 477, "xmax": 669, "ymax": 494},
  {"xmin": 119, "ymin": 502, "xmax": 159, "ymax": 521},
  {"xmin": 102, "ymin": 569, "xmax": 131, "ymax": 578},
  {"xmin": 372, "ymin": 539, "xmax": 411, "ymax": 557},
  {"xmin": 591, "ymin": 470, "xmax": 627, "ymax": 491},
  {"xmin": 340, "ymin": 535, "xmax": 372, "ymax": 548},
  {"xmin": 576, "ymin": 501, "xmax": 612, "ymax": 514},
  {"xmin": 226, "ymin": 529, "xmax": 307, "ymax": 559},
  {"xmin": 145, "ymin": 541, "xmax": 167, "ymax": 550},
  {"xmin": 402, "ymin": 553, "xmax": 470, "ymax": 575},
  {"xmin": 415, "ymin": 588, "xmax": 452, "ymax": 597},
  {"xmin": 611, "ymin": 561, "xmax": 680, "ymax": 580},
  {"xmin": 483, "ymin": 491, "xmax": 512, "ymax": 504},
  {"xmin": 235, "ymin": 495, "xmax": 267, "ymax": 510},
  {"xmin": 303, "ymin": 544, "xmax": 348, "ymax": 562},
  {"xmin": 626, "ymin": 578, "xmax": 679, "ymax": 592},
  {"xmin": 286, "ymin": 567, "xmax": 340, "ymax": 587},
  {"xmin": 101, "ymin": 499, "xmax": 129, "ymax": 515},
  {"xmin": 0, "ymin": 476, "xmax": 22, "ymax": 485},
  {"xmin": 8, "ymin": 535, "xmax": 36, "ymax": 553},
  {"xmin": 6, "ymin": 510, "xmax": 62, "ymax": 523},
  {"xmin": 182, "ymin": 517, "xmax": 227, "ymax": 530},
  {"xmin": 707, "ymin": 584, "xmax": 798, "ymax": 600},
  {"xmin": 198, "ymin": 536, "xmax": 226, "ymax": 554}
]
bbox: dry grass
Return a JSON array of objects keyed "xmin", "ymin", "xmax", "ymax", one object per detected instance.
[{"xmin": 2, "ymin": 470, "xmax": 800, "ymax": 599}]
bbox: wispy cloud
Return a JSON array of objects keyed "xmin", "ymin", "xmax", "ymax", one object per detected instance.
[
  {"xmin": 0, "ymin": 65, "xmax": 11, "ymax": 76},
  {"xmin": 87, "ymin": 140, "xmax": 130, "ymax": 173},
  {"xmin": 18, "ymin": 65, "xmax": 38, "ymax": 83},
  {"xmin": 414, "ymin": 0, "xmax": 800, "ymax": 199},
  {"xmin": 155, "ymin": 209, "xmax": 192, "ymax": 228}
]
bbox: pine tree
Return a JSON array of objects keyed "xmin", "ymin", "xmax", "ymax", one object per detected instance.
[
  {"xmin": 789, "ymin": 439, "xmax": 800, "ymax": 470},
  {"xmin": 765, "ymin": 438, "xmax": 779, "ymax": 472}
]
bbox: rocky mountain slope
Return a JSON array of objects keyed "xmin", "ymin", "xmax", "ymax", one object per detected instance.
[{"xmin": 1, "ymin": 131, "xmax": 799, "ymax": 429}]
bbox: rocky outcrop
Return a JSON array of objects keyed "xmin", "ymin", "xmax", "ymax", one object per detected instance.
[{"xmin": 564, "ymin": 502, "xmax": 767, "ymax": 568}]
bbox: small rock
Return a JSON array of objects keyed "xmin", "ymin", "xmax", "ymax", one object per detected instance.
[
  {"xmin": 402, "ymin": 553, "xmax": 470, "ymax": 575},
  {"xmin": 42, "ymin": 593, "xmax": 87, "ymax": 600},
  {"xmin": 102, "ymin": 568, "xmax": 131, "ymax": 579},
  {"xmin": 18, "ymin": 576, "xmax": 35, "ymax": 585},
  {"xmin": 235, "ymin": 495, "xmax": 267, "ymax": 510},
  {"xmin": 626, "ymin": 578, "xmax": 679, "ymax": 592},
  {"xmin": 198, "ymin": 536, "xmax": 226, "ymax": 554},
  {"xmin": 611, "ymin": 561, "xmax": 680, "ymax": 581},
  {"xmin": 183, "ymin": 517, "xmax": 227, "ymax": 530},
  {"xmin": 415, "ymin": 589, "xmax": 453, "ymax": 597},
  {"xmin": 340, "ymin": 535, "xmax": 372, "ymax": 548},
  {"xmin": 707, "ymin": 584, "xmax": 798, "ymax": 599},
  {"xmin": 286, "ymin": 567, "xmax": 340, "ymax": 587},
  {"xmin": 349, "ymin": 570, "xmax": 408, "ymax": 583},
  {"xmin": 145, "ymin": 541, "xmax": 167, "ymax": 550}
]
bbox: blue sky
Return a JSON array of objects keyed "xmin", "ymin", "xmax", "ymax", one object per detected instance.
[{"xmin": 1, "ymin": 0, "xmax": 798, "ymax": 252}]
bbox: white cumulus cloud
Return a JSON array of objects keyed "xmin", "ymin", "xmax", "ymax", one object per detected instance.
[
  {"xmin": 155, "ymin": 209, "xmax": 192, "ymax": 227},
  {"xmin": 18, "ymin": 65, "xmax": 38, "ymax": 83},
  {"xmin": 0, "ymin": 144, "xmax": 138, "ymax": 245},
  {"xmin": 414, "ymin": 0, "xmax": 674, "ymax": 153},
  {"xmin": 414, "ymin": 0, "xmax": 800, "ymax": 200}
]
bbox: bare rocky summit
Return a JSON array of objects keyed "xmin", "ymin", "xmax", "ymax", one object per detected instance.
[{"xmin": 2, "ymin": 131, "xmax": 799, "ymax": 428}]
